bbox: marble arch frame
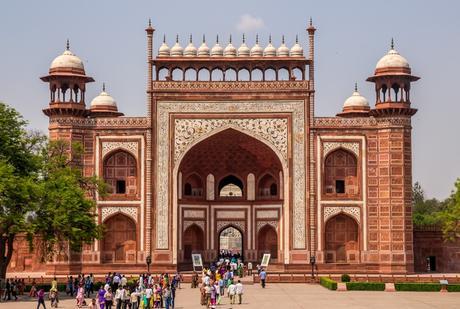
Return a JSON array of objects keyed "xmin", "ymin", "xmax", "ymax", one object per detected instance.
[{"xmin": 173, "ymin": 125, "xmax": 289, "ymax": 264}]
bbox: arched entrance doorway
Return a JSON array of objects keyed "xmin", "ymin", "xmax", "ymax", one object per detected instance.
[
  {"xmin": 183, "ymin": 224, "xmax": 204, "ymax": 261},
  {"xmin": 258, "ymin": 224, "xmax": 278, "ymax": 260},
  {"xmin": 219, "ymin": 226, "xmax": 243, "ymax": 260},
  {"xmin": 102, "ymin": 214, "xmax": 136, "ymax": 263},
  {"xmin": 177, "ymin": 128, "xmax": 284, "ymax": 264},
  {"xmin": 325, "ymin": 214, "xmax": 359, "ymax": 263}
]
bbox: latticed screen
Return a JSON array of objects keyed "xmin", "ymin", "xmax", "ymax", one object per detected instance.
[
  {"xmin": 104, "ymin": 151, "xmax": 137, "ymax": 194},
  {"xmin": 324, "ymin": 149, "xmax": 358, "ymax": 196}
]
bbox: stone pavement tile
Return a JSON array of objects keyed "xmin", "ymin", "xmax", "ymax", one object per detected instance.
[{"xmin": 0, "ymin": 284, "xmax": 459, "ymax": 308}]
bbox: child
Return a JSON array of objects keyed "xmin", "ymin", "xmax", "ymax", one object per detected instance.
[
  {"xmin": 88, "ymin": 298, "xmax": 97, "ymax": 309},
  {"xmin": 37, "ymin": 288, "xmax": 46, "ymax": 309},
  {"xmin": 49, "ymin": 289, "xmax": 58, "ymax": 308}
]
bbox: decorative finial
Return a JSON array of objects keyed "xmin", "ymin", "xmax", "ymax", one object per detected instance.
[
  {"xmin": 282, "ymin": 35, "xmax": 285, "ymax": 44},
  {"xmin": 148, "ymin": 18, "xmax": 152, "ymax": 27},
  {"xmin": 102, "ymin": 83, "xmax": 106, "ymax": 92},
  {"xmin": 163, "ymin": 34, "xmax": 166, "ymax": 43},
  {"xmin": 354, "ymin": 82, "xmax": 358, "ymax": 92},
  {"xmin": 189, "ymin": 34, "xmax": 193, "ymax": 43},
  {"xmin": 309, "ymin": 17, "xmax": 313, "ymax": 26},
  {"xmin": 269, "ymin": 34, "xmax": 272, "ymax": 44},
  {"xmin": 296, "ymin": 35, "xmax": 299, "ymax": 44},
  {"xmin": 216, "ymin": 35, "xmax": 219, "ymax": 44},
  {"xmin": 229, "ymin": 34, "xmax": 232, "ymax": 44},
  {"xmin": 202, "ymin": 34, "xmax": 206, "ymax": 43},
  {"xmin": 391, "ymin": 38, "xmax": 394, "ymax": 49},
  {"xmin": 256, "ymin": 34, "xmax": 259, "ymax": 44},
  {"xmin": 176, "ymin": 34, "xmax": 179, "ymax": 43},
  {"xmin": 66, "ymin": 39, "xmax": 70, "ymax": 50},
  {"xmin": 243, "ymin": 33, "xmax": 246, "ymax": 43}
]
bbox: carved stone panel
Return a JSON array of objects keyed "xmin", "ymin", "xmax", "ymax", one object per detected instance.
[
  {"xmin": 216, "ymin": 211, "xmax": 245, "ymax": 219},
  {"xmin": 101, "ymin": 141, "xmax": 139, "ymax": 159},
  {"xmin": 183, "ymin": 210, "xmax": 205, "ymax": 219},
  {"xmin": 101, "ymin": 206, "xmax": 138, "ymax": 223},
  {"xmin": 324, "ymin": 206, "xmax": 360, "ymax": 224},
  {"xmin": 323, "ymin": 142, "xmax": 359, "ymax": 158},
  {"xmin": 216, "ymin": 221, "xmax": 245, "ymax": 233}
]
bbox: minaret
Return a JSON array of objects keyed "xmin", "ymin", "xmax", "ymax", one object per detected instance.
[{"xmin": 41, "ymin": 40, "xmax": 94, "ymax": 119}]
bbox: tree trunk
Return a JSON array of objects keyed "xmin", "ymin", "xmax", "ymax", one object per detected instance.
[{"xmin": 0, "ymin": 234, "xmax": 15, "ymax": 279}]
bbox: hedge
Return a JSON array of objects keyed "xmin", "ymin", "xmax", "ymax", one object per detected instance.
[
  {"xmin": 395, "ymin": 283, "xmax": 441, "ymax": 292},
  {"xmin": 320, "ymin": 277, "xmax": 337, "ymax": 290},
  {"xmin": 346, "ymin": 282, "xmax": 385, "ymax": 291},
  {"xmin": 447, "ymin": 285, "xmax": 460, "ymax": 292}
]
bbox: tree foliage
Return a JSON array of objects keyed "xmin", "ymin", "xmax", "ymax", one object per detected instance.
[
  {"xmin": 0, "ymin": 102, "xmax": 104, "ymax": 278},
  {"xmin": 437, "ymin": 180, "xmax": 460, "ymax": 241}
]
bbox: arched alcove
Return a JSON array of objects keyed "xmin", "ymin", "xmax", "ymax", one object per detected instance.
[
  {"xmin": 102, "ymin": 214, "xmax": 136, "ymax": 263},
  {"xmin": 324, "ymin": 149, "xmax": 358, "ymax": 197},
  {"xmin": 325, "ymin": 214, "xmax": 359, "ymax": 263},
  {"xmin": 103, "ymin": 150, "xmax": 137, "ymax": 195}
]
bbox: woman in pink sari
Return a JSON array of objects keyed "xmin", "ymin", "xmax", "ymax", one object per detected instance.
[{"xmin": 76, "ymin": 283, "xmax": 85, "ymax": 308}]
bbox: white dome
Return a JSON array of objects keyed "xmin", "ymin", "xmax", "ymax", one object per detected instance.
[
  {"xmin": 170, "ymin": 36, "xmax": 183, "ymax": 57},
  {"xmin": 277, "ymin": 36, "xmax": 290, "ymax": 57},
  {"xmin": 184, "ymin": 35, "xmax": 197, "ymax": 57},
  {"xmin": 158, "ymin": 36, "xmax": 170, "ymax": 57},
  {"xmin": 50, "ymin": 49, "xmax": 84, "ymax": 72},
  {"xmin": 290, "ymin": 36, "xmax": 303, "ymax": 57},
  {"xmin": 90, "ymin": 85, "xmax": 117, "ymax": 109},
  {"xmin": 237, "ymin": 35, "xmax": 250, "ymax": 57},
  {"xmin": 211, "ymin": 36, "xmax": 224, "ymax": 57},
  {"xmin": 343, "ymin": 86, "xmax": 369, "ymax": 108},
  {"xmin": 224, "ymin": 36, "xmax": 237, "ymax": 57},
  {"xmin": 198, "ymin": 36, "xmax": 210, "ymax": 57},
  {"xmin": 264, "ymin": 36, "xmax": 276, "ymax": 57},
  {"xmin": 250, "ymin": 35, "xmax": 263, "ymax": 57},
  {"xmin": 376, "ymin": 48, "xmax": 410, "ymax": 69}
]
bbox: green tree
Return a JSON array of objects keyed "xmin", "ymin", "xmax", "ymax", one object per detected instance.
[
  {"xmin": 438, "ymin": 179, "xmax": 460, "ymax": 241},
  {"xmin": 0, "ymin": 102, "xmax": 104, "ymax": 278},
  {"xmin": 412, "ymin": 182, "xmax": 443, "ymax": 227}
]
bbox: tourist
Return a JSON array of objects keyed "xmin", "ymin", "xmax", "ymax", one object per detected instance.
[
  {"xmin": 145, "ymin": 284, "xmax": 153, "ymax": 309},
  {"xmin": 121, "ymin": 275, "xmax": 127, "ymax": 288},
  {"xmin": 76, "ymin": 283, "xmax": 85, "ymax": 308},
  {"xmin": 49, "ymin": 289, "xmax": 58, "ymax": 308},
  {"xmin": 3, "ymin": 279, "xmax": 10, "ymax": 301},
  {"xmin": 153, "ymin": 285, "xmax": 161, "ymax": 308},
  {"xmin": 104, "ymin": 288, "xmax": 114, "ymax": 309},
  {"xmin": 114, "ymin": 285, "xmax": 125, "ymax": 309},
  {"xmin": 163, "ymin": 285, "xmax": 172, "ymax": 309},
  {"xmin": 130, "ymin": 287, "xmax": 139, "ymax": 309},
  {"xmin": 217, "ymin": 277, "xmax": 224, "ymax": 304},
  {"xmin": 227, "ymin": 280, "xmax": 236, "ymax": 305},
  {"xmin": 89, "ymin": 298, "xmax": 97, "ymax": 309},
  {"xmin": 199, "ymin": 283, "xmax": 206, "ymax": 306},
  {"xmin": 97, "ymin": 286, "xmax": 106, "ymax": 309},
  {"xmin": 191, "ymin": 272, "xmax": 198, "ymax": 288},
  {"xmin": 86, "ymin": 276, "xmax": 93, "ymax": 298},
  {"xmin": 235, "ymin": 280, "xmax": 244, "ymax": 304},
  {"xmin": 259, "ymin": 268, "xmax": 267, "ymax": 288},
  {"xmin": 37, "ymin": 288, "xmax": 46, "ymax": 309},
  {"xmin": 90, "ymin": 273, "xmax": 95, "ymax": 294},
  {"xmin": 30, "ymin": 279, "xmax": 38, "ymax": 297},
  {"xmin": 66, "ymin": 276, "xmax": 73, "ymax": 296},
  {"xmin": 170, "ymin": 282, "xmax": 176, "ymax": 308},
  {"xmin": 210, "ymin": 281, "xmax": 217, "ymax": 308},
  {"xmin": 113, "ymin": 273, "xmax": 120, "ymax": 291},
  {"xmin": 11, "ymin": 279, "xmax": 18, "ymax": 301}
]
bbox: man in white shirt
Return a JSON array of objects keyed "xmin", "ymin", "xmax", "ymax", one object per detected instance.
[
  {"xmin": 121, "ymin": 275, "xmax": 127, "ymax": 287},
  {"xmin": 145, "ymin": 286, "xmax": 153, "ymax": 309},
  {"xmin": 113, "ymin": 273, "xmax": 121, "ymax": 290},
  {"xmin": 227, "ymin": 281, "xmax": 236, "ymax": 304},
  {"xmin": 235, "ymin": 280, "xmax": 244, "ymax": 304},
  {"xmin": 247, "ymin": 262, "xmax": 253, "ymax": 275}
]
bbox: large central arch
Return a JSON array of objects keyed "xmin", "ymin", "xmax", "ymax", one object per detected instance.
[{"xmin": 174, "ymin": 127, "xmax": 287, "ymax": 265}]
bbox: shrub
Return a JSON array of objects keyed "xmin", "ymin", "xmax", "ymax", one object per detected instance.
[
  {"xmin": 447, "ymin": 284, "xmax": 460, "ymax": 292},
  {"xmin": 346, "ymin": 282, "xmax": 385, "ymax": 291},
  {"xmin": 341, "ymin": 274, "xmax": 351, "ymax": 282},
  {"xmin": 320, "ymin": 277, "xmax": 337, "ymax": 290},
  {"xmin": 395, "ymin": 283, "xmax": 441, "ymax": 292}
]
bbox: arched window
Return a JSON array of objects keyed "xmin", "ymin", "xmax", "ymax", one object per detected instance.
[
  {"xmin": 252, "ymin": 68, "xmax": 263, "ymax": 81},
  {"xmin": 324, "ymin": 149, "xmax": 358, "ymax": 196},
  {"xmin": 104, "ymin": 151, "xmax": 137, "ymax": 195},
  {"xmin": 225, "ymin": 69, "xmax": 237, "ymax": 81},
  {"xmin": 258, "ymin": 173, "xmax": 278, "ymax": 198},
  {"xmin": 172, "ymin": 68, "xmax": 183, "ymax": 81},
  {"xmin": 183, "ymin": 173, "xmax": 203, "ymax": 197},
  {"xmin": 325, "ymin": 214, "xmax": 359, "ymax": 263},
  {"xmin": 158, "ymin": 68, "xmax": 169, "ymax": 81},
  {"xmin": 198, "ymin": 68, "xmax": 210, "ymax": 81},
  {"xmin": 265, "ymin": 68, "xmax": 276, "ymax": 81},
  {"xmin": 211, "ymin": 68, "xmax": 224, "ymax": 81},
  {"xmin": 238, "ymin": 69, "xmax": 250, "ymax": 81},
  {"xmin": 292, "ymin": 67, "xmax": 303, "ymax": 80},
  {"xmin": 278, "ymin": 68, "xmax": 289, "ymax": 81},
  {"xmin": 218, "ymin": 175, "xmax": 243, "ymax": 197},
  {"xmin": 184, "ymin": 68, "xmax": 197, "ymax": 81}
]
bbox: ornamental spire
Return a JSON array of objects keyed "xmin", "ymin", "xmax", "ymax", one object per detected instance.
[
  {"xmin": 282, "ymin": 35, "xmax": 285, "ymax": 44},
  {"xmin": 243, "ymin": 33, "xmax": 246, "ymax": 43},
  {"xmin": 256, "ymin": 34, "xmax": 259, "ymax": 44},
  {"xmin": 163, "ymin": 34, "xmax": 166, "ymax": 43},
  {"xmin": 202, "ymin": 34, "xmax": 206, "ymax": 43},
  {"xmin": 391, "ymin": 37, "xmax": 394, "ymax": 50},
  {"xmin": 269, "ymin": 34, "xmax": 272, "ymax": 43},
  {"xmin": 296, "ymin": 34, "xmax": 299, "ymax": 44},
  {"xmin": 189, "ymin": 34, "xmax": 193, "ymax": 43},
  {"xmin": 102, "ymin": 82, "xmax": 106, "ymax": 92},
  {"xmin": 354, "ymin": 82, "xmax": 358, "ymax": 92},
  {"xmin": 66, "ymin": 39, "xmax": 70, "ymax": 50},
  {"xmin": 176, "ymin": 34, "xmax": 179, "ymax": 43}
]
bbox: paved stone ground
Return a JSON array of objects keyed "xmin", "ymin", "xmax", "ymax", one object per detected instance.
[{"xmin": 0, "ymin": 283, "xmax": 459, "ymax": 309}]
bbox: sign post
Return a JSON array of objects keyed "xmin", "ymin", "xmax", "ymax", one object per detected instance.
[
  {"xmin": 192, "ymin": 253, "xmax": 203, "ymax": 272},
  {"xmin": 261, "ymin": 253, "xmax": 271, "ymax": 269}
]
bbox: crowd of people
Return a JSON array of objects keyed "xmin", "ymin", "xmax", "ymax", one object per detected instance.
[
  {"xmin": 190, "ymin": 252, "xmax": 268, "ymax": 308},
  {"xmin": 0, "ymin": 278, "xmax": 25, "ymax": 301}
]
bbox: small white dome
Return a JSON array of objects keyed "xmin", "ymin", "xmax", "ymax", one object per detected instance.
[
  {"xmin": 184, "ymin": 35, "xmax": 197, "ymax": 57},
  {"xmin": 170, "ymin": 35, "xmax": 183, "ymax": 57},
  {"xmin": 211, "ymin": 36, "xmax": 224, "ymax": 57},
  {"xmin": 376, "ymin": 48, "xmax": 410, "ymax": 69},
  {"xmin": 224, "ymin": 36, "xmax": 237, "ymax": 57},
  {"xmin": 198, "ymin": 35, "xmax": 210, "ymax": 57},
  {"xmin": 237, "ymin": 35, "xmax": 250, "ymax": 57},
  {"xmin": 343, "ymin": 85, "xmax": 369, "ymax": 108},
  {"xmin": 264, "ymin": 36, "xmax": 276, "ymax": 57},
  {"xmin": 290, "ymin": 36, "xmax": 303, "ymax": 57},
  {"xmin": 277, "ymin": 36, "xmax": 290, "ymax": 57},
  {"xmin": 158, "ymin": 36, "xmax": 170, "ymax": 57},
  {"xmin": 90, "ymin": 84, "xmax": 117, "ymax": 109},
  {"xmin": 50, "ymin": 42, "xmax": 85, "ymax": 72},
  {"xmin": 250, "ymin": 35, "xmax": 263, "ymax": 57}
]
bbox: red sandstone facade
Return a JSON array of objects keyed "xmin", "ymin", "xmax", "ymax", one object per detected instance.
[{"xmin": 9, "ymin": 21, "xmax": 423, "ymax": 274}]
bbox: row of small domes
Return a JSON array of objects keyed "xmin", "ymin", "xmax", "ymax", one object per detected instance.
[{"xmin": 158, "ymin": 35, "xmax": 303, "ymax": 57}]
